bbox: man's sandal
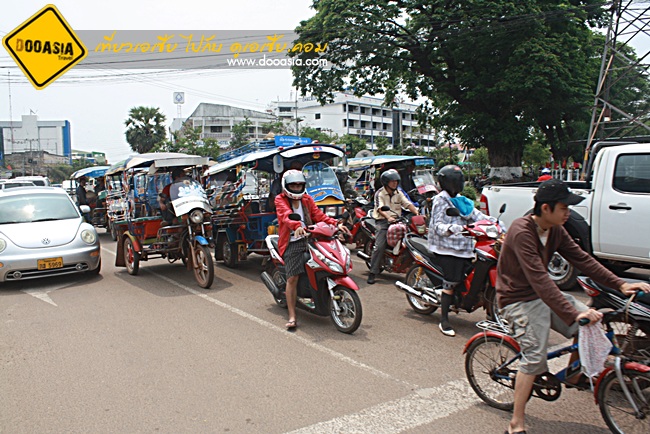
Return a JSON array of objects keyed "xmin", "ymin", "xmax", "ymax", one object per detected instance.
[{"xmin": 285, "ymin": 320, "xmax": 298, "ymax": 330}]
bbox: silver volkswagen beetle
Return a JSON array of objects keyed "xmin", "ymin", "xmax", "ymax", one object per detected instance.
[{"xmin": 0, "ymin": 186, "xmax": 101, "ymax": 282}]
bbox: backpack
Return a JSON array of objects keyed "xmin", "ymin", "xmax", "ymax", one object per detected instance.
[{"xmin": 387, "ymin": 222, "xmax": 408, "ymax": 247}]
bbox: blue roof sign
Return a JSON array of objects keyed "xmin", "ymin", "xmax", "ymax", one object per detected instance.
[{"xmin": 274, "ymin": 135, "xmax": 312, "ymax": 147}]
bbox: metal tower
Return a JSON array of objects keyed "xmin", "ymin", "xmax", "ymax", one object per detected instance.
[{"xmin": 585, "ymin": 0, "xmax": 650, "ymax": 154}]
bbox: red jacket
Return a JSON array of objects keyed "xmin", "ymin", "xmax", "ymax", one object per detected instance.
[{"xmin": 275, "ymin": 192, "xmax": 338, "ymax": 257}]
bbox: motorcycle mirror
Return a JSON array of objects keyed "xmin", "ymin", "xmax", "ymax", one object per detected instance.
[
  {"xmin": 288, "ymin": 213, "xmax": 301, "ymax": 221},
  {"xmin": 341, "ymin": 211, "xmax": 350, "ymax": 220},
  {"xmin": 446, "ymin": 208, "xmax": 461, "ymax": 217},
  {"xmin": 380, "ymin": 205, "xmax": 391, "ymax": 212},
  {"xmin": 205, "ymin": 188, "xmax": 215, "ymax": 196},
  {"xmin": 499, "ymin": 204, "xmax": 507, "ymax": 213}
]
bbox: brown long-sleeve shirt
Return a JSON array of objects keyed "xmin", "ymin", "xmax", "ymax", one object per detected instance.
[{"xmin": 496, "ymin": 215, "xmax": 626, "ymax": 325}]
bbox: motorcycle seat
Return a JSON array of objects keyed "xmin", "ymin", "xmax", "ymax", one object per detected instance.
[
  {"xmin": 584, "ymin": 277, "xmax": 650, "ymax": 307},
  {"xmin": 409, "ymin": 237, "xmax": 438, "ymax": 261}
]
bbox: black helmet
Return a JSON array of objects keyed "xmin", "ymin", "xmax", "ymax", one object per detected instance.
[
  {"xmin": 334, "ymin": 167, "xmax": 348, "ymax": 185},
  {"xmin": 438, "ymin": 165, "xmax": 464, "ymax": 197},
  {"xmin": 380, "ymin": 169, "xmax": 401, "ymax": 188}
]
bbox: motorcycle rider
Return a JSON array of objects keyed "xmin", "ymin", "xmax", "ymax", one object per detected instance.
[
  {"xmin": 335, "ymin": 167, "xmax": 358, "ymax": 199},
  {"xmin": 496, "ymin": 178, "xmax": 650, "ymax": 434},
  {"xmin": 275, "ymin": 169, "xmax": 350, "ymax": 329},
  {"xmin": 367, "ymin": 169, "xmax": 419, "ymax": 285},
  {"xmin": 428, "ymin": 165, "xmax": 496, "ymax": 336}
]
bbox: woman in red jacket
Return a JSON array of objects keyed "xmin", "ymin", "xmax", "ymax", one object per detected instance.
[{"xmin": 275, "ymin": 169, "xmax": 349, "ymax": 329}]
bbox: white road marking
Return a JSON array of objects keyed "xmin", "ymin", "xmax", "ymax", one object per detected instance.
[
  {"xmin": 21, "ymin": 287, "xmax": 58, "ymax": 306},
  {"xmin": 286, "ymin": 379, "xmax": 480, "ymax": 434}
]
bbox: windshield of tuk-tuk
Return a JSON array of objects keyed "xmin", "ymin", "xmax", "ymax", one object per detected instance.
[
  {"xmin": 170, "ymin": 179, "xmax": 207, "ymax": 201},
  {"xmin": 302, "ymin": 161, "xmax": 340, "ymax": 190},
  {"xmin": 412, "ymin": 171, "xmax": 436, "ymax": 188}
]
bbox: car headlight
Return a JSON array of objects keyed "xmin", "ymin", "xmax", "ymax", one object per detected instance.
[
  {"xmin": 190, "ymin": 209, "xmax": 204, "ymax": 224},
  {"xmin": 81, "ymin": 229, "xmax": 97, "ymax": 244},
  {"xmin": 0, "ymin": 238, "xmax": 6, "ymax": 253}
]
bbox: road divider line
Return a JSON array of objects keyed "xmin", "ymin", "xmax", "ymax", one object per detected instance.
[{"xmin": 286, "ymin": 379, "xmax": 480, "ymax": 434}]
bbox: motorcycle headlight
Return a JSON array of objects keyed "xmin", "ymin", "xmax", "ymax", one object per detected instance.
[
  {"xmin": 0, "ymin": 238, "xmax": 6, "ymax": 253},
  {"xmin": 81, "ymin": 229, "xmax": 97, "ymax": 244},
  {"xmin": 190, "ymin": 209, "xmax": 204, "ymax": 224},
  {"xmin": 485, "ymin": 225, "xmax": 499, "ymax": 239}
]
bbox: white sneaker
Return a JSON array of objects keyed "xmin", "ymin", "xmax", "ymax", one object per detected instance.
[{"xmin": 439, "ymin": 323, "xmax": 456, "ymax": 337}]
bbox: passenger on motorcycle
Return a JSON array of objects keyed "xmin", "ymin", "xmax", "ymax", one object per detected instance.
[
  {"xmin": 367, "ymin": 169, "xmax": 419, "ymax": 285},
  {"xmin": 275, "ymin": 169, "xmax": 350, "ymax": 329},
  {"xmin": 427, "ymin": 165, "xmax": 496, "ymax": 337},
  {"xmin": 496, "ymin": 178, "xmax": 650, "ymax": 434}
]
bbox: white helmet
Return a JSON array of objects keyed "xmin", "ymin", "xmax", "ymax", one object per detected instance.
[{"xmin": 282, "ymin": 169, "xmax": 306, "ymax": 200}]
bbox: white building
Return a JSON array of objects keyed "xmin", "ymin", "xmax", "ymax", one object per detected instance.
[
  {"xmin": 0, "ymin": 114, "xmax": 72, "ymax": 164},
  {"xmin": 271, "ymin": 92, "xmax": 437, "ymax": 151},
  {"xmin": 172, "ymin": 103, "xmax": 277, "ymax": 147}
]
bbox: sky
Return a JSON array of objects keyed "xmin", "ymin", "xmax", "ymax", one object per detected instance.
[{"xmin": 1, "ymin": 0, "xmax": 316, "ymax": 164}]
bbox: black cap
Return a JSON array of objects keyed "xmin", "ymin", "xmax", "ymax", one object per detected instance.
[{"xmin": 534, "ymin": 179, "xmax": 584, "ymax": 205}]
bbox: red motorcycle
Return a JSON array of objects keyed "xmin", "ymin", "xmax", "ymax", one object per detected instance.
[
  {"xmin": 356, "ymin": 206, "xmax": 428, "ymax": 275},
  {"xmin": 341, "ymin": 196, "xmax": 372, "ymax": 249},
  {"xmin": 260, "ymin": 218, "xmax": 363, "ymax": 334},
  {"xmin": 395, "ymin": 206, "xmax": 506, "ymax": 323}
]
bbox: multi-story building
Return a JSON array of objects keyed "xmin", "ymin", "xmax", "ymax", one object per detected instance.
[
  {"xmin": 72, "ymin": 150, "xmax": 107, "ymax": 165},
  {"xmin": 172, "ymin": 103, "xmax": 277, "ymax": 147},
  {"xmin": 0, "ymin": 114, "xmax": 72, "ymax": 164},
  {"xmin": 271, "ymin": 92, "xmax": 437, "ymax": 152}
]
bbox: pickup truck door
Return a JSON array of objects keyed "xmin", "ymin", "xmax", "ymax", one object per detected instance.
[{"xmin": 593, "ymin": 152, "xmax": 650, "ymax": 263}]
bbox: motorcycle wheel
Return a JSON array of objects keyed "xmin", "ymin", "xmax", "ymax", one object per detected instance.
[
  {"xmin": 330, "ymin": 286, "xmax": 362, "ymax": 334},
  {"xmin": 193, "ymin": 245, "xmax": 214, "ymax": 289},
  {"xmin": 272, "ymin": 269, "xmax": 287, "ymax": 308},
  {"xmin": 465, "ymin": 335, "xmax": 519, "ymax": 411},
  {"xmin": 602, "ymin": 313, "xmax": 650, "ymax": 364},
  {"xmin": 598, "ymin": 369, "xmax": 650, "ymax": 434},
  {"xmin": 124, "ymin": 237, "xmax": 140, "ymax": 275},
  {"xmin": 404, "ymin": 265, "xmax": 438, "ymax": 315},
  {"xmin": 363, "ymin": 240, "xmax": 373, "ymax": 270}
]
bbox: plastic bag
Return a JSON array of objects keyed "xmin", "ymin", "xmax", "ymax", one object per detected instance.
[{"xmin": 578, "ymin": 320, "xmax": 612, "ymax": 380}]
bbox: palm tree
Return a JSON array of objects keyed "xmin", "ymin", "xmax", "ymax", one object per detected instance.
[{"xmin": 124, "ymin": 106, "xmax": 167, "ymax": 154}]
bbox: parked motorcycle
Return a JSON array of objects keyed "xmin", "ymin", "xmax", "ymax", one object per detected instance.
[
  {"xmin": 260, "ymin": 216, "xmax": 363, "ymax": 334},
  {"xmin": 341, "ymin": 197, "xmax": 372, "ymax": 249},
  {"xmin": 577, "ymin": 276, "xmax": 650, "ymax": 364},
  {"xmin": 356, "ymin": 206, "xmax": 428, "ymax": 275},
  {"xmin": 394, "ymin": 206, "xmax": 507, "ymax": 323}
]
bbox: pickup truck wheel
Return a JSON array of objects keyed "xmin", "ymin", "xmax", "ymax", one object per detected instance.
[{"xmin": 548, "ymin": 252, "xmax": 580, "ymax": 290}]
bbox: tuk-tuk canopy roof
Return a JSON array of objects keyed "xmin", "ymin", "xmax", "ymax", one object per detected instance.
[
  {"xmin": 123, "ymin": 153, "xmax": 209, "ymax": 171},
  {"xmin": 205, "ymin": 144, "xmax": 345, "ymax": 176},
  {"xmin": 347, "ymin": 155, "xmax": 433, "ymax": 170},
  {"xmin": 70, "ymin": 165, "xmax": 111, "ymax": 179},
  {"xmin": 105, "ymin": 159, "xmax": 128, "ymax": 176}
]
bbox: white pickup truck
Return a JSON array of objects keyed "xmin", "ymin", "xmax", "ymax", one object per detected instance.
[{"xmin": 479, "ymin": 142, "xmax": 650, "ymax": 289}]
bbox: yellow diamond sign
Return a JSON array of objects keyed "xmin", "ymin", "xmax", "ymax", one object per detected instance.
[{"xmin": 2, "ymin": 4, "xmax": 87, "ymax": 90}]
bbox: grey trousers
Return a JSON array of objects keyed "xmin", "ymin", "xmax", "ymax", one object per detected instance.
[{"xmin": 369, "ymin": 219, "xmax": 389, "ymax": 274}]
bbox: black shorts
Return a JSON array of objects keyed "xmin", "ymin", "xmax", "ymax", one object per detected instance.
[
  {"xmin": 284, "ymin": 239, "xmax": 308, "ymax": 277},
  {"xmin": 434, "ymin": 254, "xmax": 472, "ymax": 283}
]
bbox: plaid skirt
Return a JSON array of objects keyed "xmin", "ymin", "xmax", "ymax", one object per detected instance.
[{"xmin": 284, "ymin": 238, "xmax": 309, "ymax": 277}]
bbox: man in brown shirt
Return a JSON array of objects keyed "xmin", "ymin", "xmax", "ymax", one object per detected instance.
[{"xmin": 496, "ymin": 179, "xmax": 650, "ymax": 434}]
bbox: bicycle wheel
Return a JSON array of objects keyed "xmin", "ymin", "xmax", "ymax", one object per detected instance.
[
  {"xmin": 598, "ymin": 369, "xmax": 650, "ymax": 434},
  {"xmin": 465, "ymin": 335, "xmax": 520, "ymax": 411}
]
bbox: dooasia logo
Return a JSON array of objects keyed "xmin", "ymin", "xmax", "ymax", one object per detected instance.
[{"xmin": 13, "ymin": 38, "xmax": 75, "ymax": 60}]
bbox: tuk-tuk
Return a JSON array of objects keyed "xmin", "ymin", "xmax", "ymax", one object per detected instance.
[
  {"xmin": 204, "ymin": 138, "xmax": 347, "ymax": 268},
  {"xmin": 113, "ymin": 153, "xmax": 215, "ymax": 288},
  {"xmin": 69, "ymin": 165, "xmax": 111, "ymax": 229},
  {"xmin": 104, "ymin": 160, "xmax": 130, "ymax": 241}
]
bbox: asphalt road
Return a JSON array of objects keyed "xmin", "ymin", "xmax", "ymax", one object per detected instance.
[{"xmin": 2, "ymin": 232, "xmax": 644, "ymax": 433}]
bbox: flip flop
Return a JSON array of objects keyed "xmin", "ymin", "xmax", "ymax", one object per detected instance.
[
  {"xmin": 504, "ymin": 430, "xmax": 527, "ymax": 434},
  {"xmin": 285, "ymin": 320, "xmax": 298, "ymax": 330}
]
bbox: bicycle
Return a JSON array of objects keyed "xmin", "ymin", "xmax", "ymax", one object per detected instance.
[{"xmin": 464, "ymin": 309, "xmax": 650, "ymax": 433}]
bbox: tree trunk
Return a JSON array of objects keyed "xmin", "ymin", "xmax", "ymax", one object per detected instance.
[{"xmin": 487, "ymin": 143, "xmax": 523, "ymax": 181}]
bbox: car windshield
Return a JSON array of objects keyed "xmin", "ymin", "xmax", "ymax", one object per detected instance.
[
  {"xmin": 0, "ymin": 194, "xmax": 79, "ymax": 224},
  {"xmin": 302, "ymin": 161, "xmax": 340, "ymax": 190}
]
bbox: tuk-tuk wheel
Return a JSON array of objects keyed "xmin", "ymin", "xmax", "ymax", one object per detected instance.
[
  {"xmin": 222, "ymin": 241, "xmax": 238, "ymax": 268},
  {"xmin": 124, "ymin": 237, "xmax": 140, "ymax": 275}
]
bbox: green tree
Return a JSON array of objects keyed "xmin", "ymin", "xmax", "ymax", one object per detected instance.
[
  {"xmin": 291, "ymin": 0, "xmax": 609, "ymax": 175},
  {"xmin": 261, "ymin": 120, "xmax": 291, "ymax": 136},
  {"xmin": 469, "ymin": 147, "xmax": 490, "ymax": 176},
  {"xmin": 523, "ymin": 141, "xmax": 552, "ymax": 176},
  {"xmin": 230, "ymin": 117, "xmax": 253, "ymax": 149},
  {"xmin": 430, "ymin": 145, "xmax": 460, "ymax": 169},
  {"xmin": 124, "ymin": 106, "xmax": 167, "ymax": 154},
  {"xmin": 338, "ymin": 134, "xmax": 367, "ymax": 157},
  {"xmin": 373, "ymin": 136, "xmax": 390, "ymax": 155},
  {"xmin": 300, "ymin": 126, "xmax": 332, "ymax": 143},
  {"xmin": 154, "ymin": 125, "xmax": 220, "ymax": 160}
]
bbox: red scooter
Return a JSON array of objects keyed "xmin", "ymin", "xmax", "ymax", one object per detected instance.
[
  {"xmin": 356, "ymin": 206, "xmax": 428, "ymax": 275},
  {"xmin": 395, "ymin": 206, "xmax": 506, "ymax": 323},
  {"xmin": 260, "ymin": 216, "xmax": 363, "ymax": 334},
  {"xmin": 341, "ymin": 196, "xmax": 372, "ymax": 249}
]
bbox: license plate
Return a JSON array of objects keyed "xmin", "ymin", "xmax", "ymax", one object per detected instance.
[{"xmin": 37, "ymin": 257, "xmax": 64, "ymax": 270}]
